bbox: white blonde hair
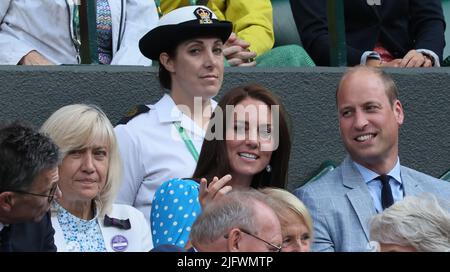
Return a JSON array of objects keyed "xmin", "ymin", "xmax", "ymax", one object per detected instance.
[
  {"xmin": 370, "ymin": 193, "xmax": 450, "ymax": 252},
  {"xmin": 40, "ymin": 104, "xmax": 121, "ymax": 216},
  {"xmin": 260, "ymin": 187, "xmax": 313, "ymax": 238}
]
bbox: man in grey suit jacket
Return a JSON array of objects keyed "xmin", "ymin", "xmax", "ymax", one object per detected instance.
[{"xmin": 295, "ymin": 66, "xmax": 450, "ymax": 252}]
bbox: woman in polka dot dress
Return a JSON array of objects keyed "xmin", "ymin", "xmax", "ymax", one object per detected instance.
[{"xmin": 151, "ymin": 83, "xmax": 292, "ymax": 248}]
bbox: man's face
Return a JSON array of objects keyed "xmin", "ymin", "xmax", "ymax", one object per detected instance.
[
  {"xmin": 337, "ymin": 70, "xmax": 404, "ymax": 168},
  {"xmin": 10, "ymin": 167, "xmax": 60, "ymax": 223},
  {"xmin": 234, "ymin": 201, "xmax": 282, "ymax": 252}
]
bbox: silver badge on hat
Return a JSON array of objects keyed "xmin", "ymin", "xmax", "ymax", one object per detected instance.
[{"xmin": 194, "ymin": 7, "xmax": 212, "ymax": 24}]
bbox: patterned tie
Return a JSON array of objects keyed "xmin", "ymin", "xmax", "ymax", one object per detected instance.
[{"xmin": 379, "ymin": 174, "xmax": 394, "ymax": 210}]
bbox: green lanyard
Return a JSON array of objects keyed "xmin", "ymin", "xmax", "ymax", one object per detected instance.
[
  {"xmin": 173, "ymin": 122, "xmax": 199, "ymax": 162},
  {"xmin": 72, "ymin": 2, "xmax": 81, "ymax": 51}
]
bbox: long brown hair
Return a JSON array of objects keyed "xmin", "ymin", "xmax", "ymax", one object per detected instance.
[{"xmin": 192, "ymin": 83, "xmax": 291, "ymax": 189}]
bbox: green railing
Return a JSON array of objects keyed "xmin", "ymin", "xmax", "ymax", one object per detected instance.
[
  {"xmin": 327, "ymin": 0, "xmax": 347, "ymax": 66},
  {"xmin": 79, "ymin": 0, "xmax": 98, "ymax": 64}
]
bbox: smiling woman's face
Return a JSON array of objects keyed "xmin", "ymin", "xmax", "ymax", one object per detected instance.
[
  {"xmin": 225, "ymin": 97, "xmax": 273, "ymax": 184},
  {"xmin": 279, "ymin": 209, "xmax": 311, "ymax": 252}
]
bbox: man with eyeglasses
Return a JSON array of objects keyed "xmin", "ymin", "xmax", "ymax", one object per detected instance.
[
  {"xmin": 151, "ymin": 189, "xmax": 282, "ymax": 252},
  {"xmin": 189, "ymin": 189, "xmax": 282, "ymax": 252},
  {"xmin": 0, "ymin": 122, "xmax": 61, "ymax": 252}
]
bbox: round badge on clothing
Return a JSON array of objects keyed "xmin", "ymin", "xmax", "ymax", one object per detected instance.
[{"xmin": 111, "ymin": 235, "xmax": 128, "ymax": 252}]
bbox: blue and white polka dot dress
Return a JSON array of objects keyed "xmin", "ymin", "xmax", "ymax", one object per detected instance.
[
  {"xmin": 55, "ymin": 201, "xmax": 106, "ymax": 252},
  {"xmin": 150, "ymin": 178, "xmax": 201, "ymax": 247}
]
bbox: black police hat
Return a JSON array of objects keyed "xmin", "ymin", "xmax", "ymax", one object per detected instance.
[{"xmin": 139, "ymin": 6, "xmax": 233, "ymax": 61}]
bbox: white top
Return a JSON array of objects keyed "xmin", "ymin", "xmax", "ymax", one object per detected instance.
[
  {"xmin": 114, "ymin": 94, "xmax": 216, "ymax": 224},
  {"xmin": 0, "ymin": 0, "xmax": 158, "ymax": 65},
  {"xmin": 51, "ymin": 203, "xmax": 152, "ymax": 252}
]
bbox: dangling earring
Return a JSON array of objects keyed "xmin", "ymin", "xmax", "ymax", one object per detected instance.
[{"xmin": 266, "ymin": 164, "xmax": 272, "ymax": 173}]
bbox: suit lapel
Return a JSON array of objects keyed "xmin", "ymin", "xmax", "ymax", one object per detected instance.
[
  {"xmin": 366, "ymin": 1, "xmax": 382, "ymax": 21},
  {"xmin": 401, "ymin": 167, "xmax": 422, "ymax": 196},
  {"xmin": 341, "ymin": 156, "xmax": 377, "ymax": 241},
  {"xmin": 0, "ymin": 225, "xmax": 12, "ymax": 252}
]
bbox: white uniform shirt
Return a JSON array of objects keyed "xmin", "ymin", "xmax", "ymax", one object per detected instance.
[
  {"xmin": 0, "ymin": 0, "xmax": 157, "ymax": 65},
  {"xmin": 114, "ymin": 94, "xmax": 216, "ymax": 224},
  {"xmin": 51, "ymin": 203, "xmax": 152, "ymax": 252}
]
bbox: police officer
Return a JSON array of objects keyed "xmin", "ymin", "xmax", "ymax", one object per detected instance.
[{"xmin": 114, "ymin": 6, "xmax": 232, "ymax": 230}]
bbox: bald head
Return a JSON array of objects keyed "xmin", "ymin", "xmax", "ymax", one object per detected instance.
[{"xmin": 190, "ymin": 189, "xmax": 282, "ymax": 252}]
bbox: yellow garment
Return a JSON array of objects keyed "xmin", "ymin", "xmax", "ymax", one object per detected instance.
[{"xmin": 161, "ymin": 0, "xmax": 274, "ymax": 56}]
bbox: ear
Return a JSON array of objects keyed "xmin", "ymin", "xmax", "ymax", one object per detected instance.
[
  {"xmin": 227, "ymin": 228, "xmax": 242, "ymax": 252},
  {"xmin": 159, "ymin": 52, "xmax": 175, "ymax": 73},
  {"xmin": 393, "ymin": 99, "xmax": 404, "ymax": 125},
  {"xmin": 0, "ymin": 192, "xmax": 14, "ymax": 212}
]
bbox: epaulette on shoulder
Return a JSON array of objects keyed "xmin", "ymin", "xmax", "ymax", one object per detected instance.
[{"xmin": 116, "ymin": 104, "xmax": 150, "ymax": 125}]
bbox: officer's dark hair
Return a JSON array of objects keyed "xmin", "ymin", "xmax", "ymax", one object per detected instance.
[
  {"xmin": 158, "ymin": 34, "xmax": 224, "ymax": 91},
  {"xmin": 0, "ymin": 122, "xmax": 60, "ymax": 192},
  {"xmin": 158, "ymin": 44, "xmax": 177, "ymax": 90}
]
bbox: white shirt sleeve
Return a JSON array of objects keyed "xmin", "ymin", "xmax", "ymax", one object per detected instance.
[
  {"xmin": 416, "ymin": 49, "xmax": 440, "ymax": 67},
  {"xmin": 360, "ymin": 51, "xmax": 381, "ymax": 65},
  {"xmin": 114, "ymin": 125, "xmax": 144, "ymax": 206},
  {"xmin": 110, "ymin": 0, "xmax": 158, "ymax": 66}
]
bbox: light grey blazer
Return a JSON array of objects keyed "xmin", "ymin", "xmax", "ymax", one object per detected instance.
[{"xmin": 294, "ymin": 155, "xmax": 450, "ymax": 252}]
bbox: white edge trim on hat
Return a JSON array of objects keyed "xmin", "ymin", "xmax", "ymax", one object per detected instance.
[{"xmin": 158, "ymin": 5, "xmax": 218, "ymax": 26}]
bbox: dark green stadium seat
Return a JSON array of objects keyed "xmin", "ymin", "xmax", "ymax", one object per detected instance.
[
  {"xmin": 271, "ymin": 0, "xmax": 302, "ymax": 47},
  {"xmin": 444, "ymin": 56, "xmax": 450, "ymax": 66},
  {"xmin": 303, "ymin": 160, "xmax": 337, "ymax": 184},
  {"xmin": 440, "ymin": 169, "xmax": 450, "ymax": 182},
  {"xmin": 443, "ymin": 0, "xmax": 450, "ymax": 63}
]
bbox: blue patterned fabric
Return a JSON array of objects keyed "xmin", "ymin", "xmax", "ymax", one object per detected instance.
[
  {"xmin": 150, "ymin": 179, "xmax": 201, "ymax": 248},
  {"xmin": 294, "ymin": 155, "xmax": 450, "ymax": 252},
  {"xmin": 54, "ymin": 201, "xmax": 106, "ymax": 252},
  {"xmin": 96, "ymin": 0, "xmax": 113, "ymax": 64}
]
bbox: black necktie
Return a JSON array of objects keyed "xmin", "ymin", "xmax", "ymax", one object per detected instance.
[
  {"xmin": 0, "ymin": 226, "xmax": 11, "ymax": 252},
  {"xmin": 379, "ymin": 174, "xmax": 394, "ymax": 210}
]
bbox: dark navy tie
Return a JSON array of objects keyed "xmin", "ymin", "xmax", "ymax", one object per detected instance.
[{"xmin": 378, "ymin": 174, "xmax": 394, "ymax": 210}]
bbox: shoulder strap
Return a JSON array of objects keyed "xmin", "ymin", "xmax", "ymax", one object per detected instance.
[{"xmin": 116, "ymin": 104, "xmax": 150, "ymax": 125}]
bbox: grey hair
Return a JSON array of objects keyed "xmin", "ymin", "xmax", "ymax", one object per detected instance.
[
  {"xmin": 0, "ymin": 122, "xmax": 60, "ymax": 192},
  {"xmin": 40, "ymin": 104, "xmax": 121, "ymax": 217},
  {"xmin": 190, "ymin": 189, "xmax": 269, "ymax": 244},
  {"xmin": 369, "ymin": 193, "xmax": 450, "ymax": 252}
]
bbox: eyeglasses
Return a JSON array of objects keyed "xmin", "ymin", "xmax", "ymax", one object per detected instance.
[
  {"xmin": 225, "ymin": 228, "xmax": 282, "ymax": 252},
  {"xmin": 9, "ymin": 182, "xmax": 58, "ymax": 203}
]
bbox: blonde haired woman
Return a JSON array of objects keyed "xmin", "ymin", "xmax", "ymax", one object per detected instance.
[
  {"xmin": 41, "ymin": 104, "xmax": 151, "ymax": 251},
  {"xmin": 261, "ymin": 187, "xmax": 313, "ymax": 252}
]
